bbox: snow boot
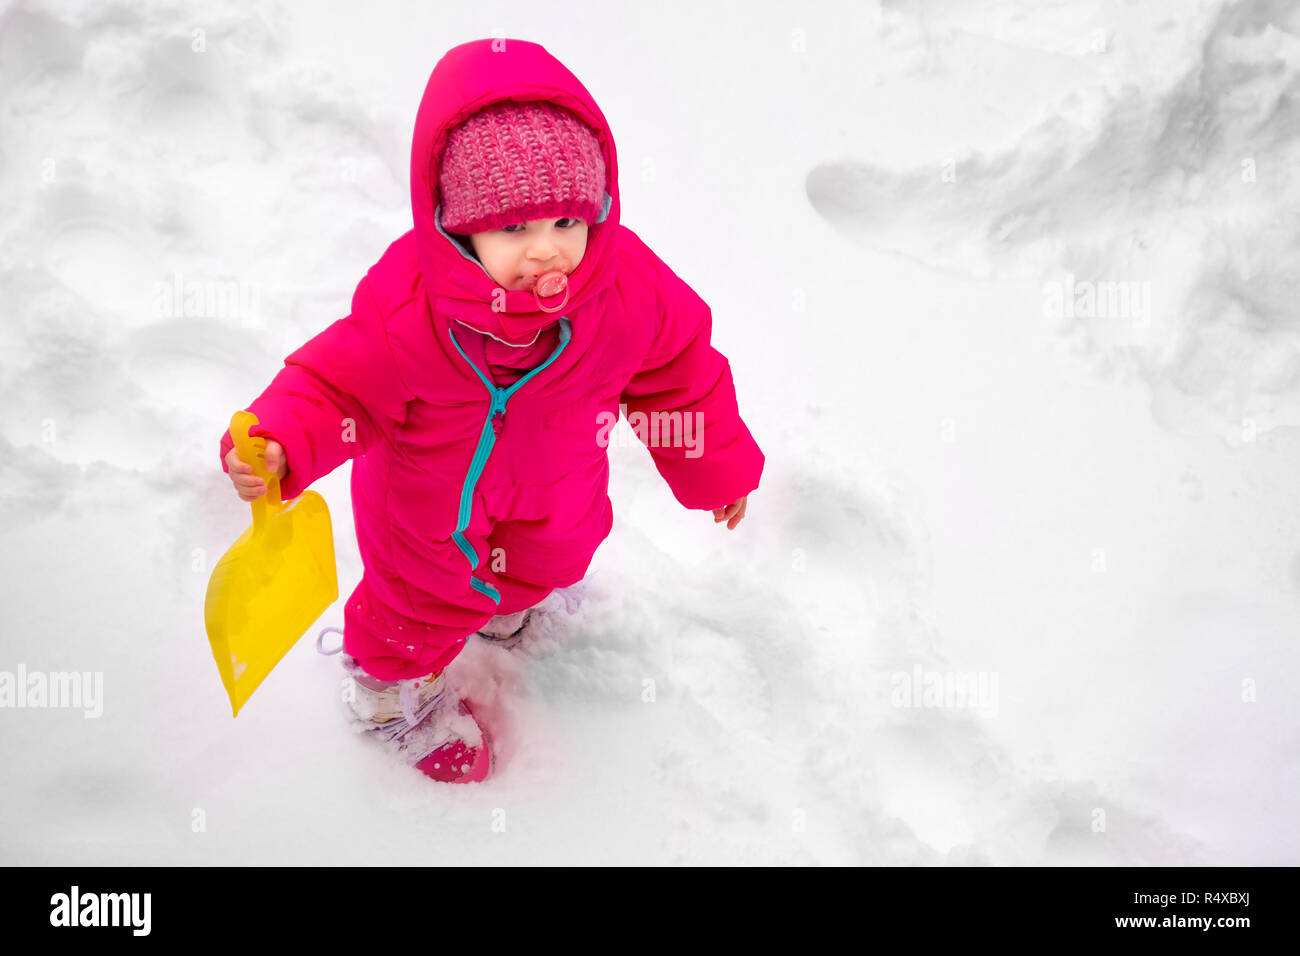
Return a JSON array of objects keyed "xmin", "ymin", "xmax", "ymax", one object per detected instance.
[
  {"xmin": 474, "ymin": 607, "xmax": 536, "ymax": 649},
  {"xmin": 316, "ymin": 627, "xmax": 492, "ymax": 783}
]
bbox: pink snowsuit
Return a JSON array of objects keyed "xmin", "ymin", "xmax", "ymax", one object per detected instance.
[{"xmin": 218, "ymin": 38, "xmax": 765, "ymax": 680}]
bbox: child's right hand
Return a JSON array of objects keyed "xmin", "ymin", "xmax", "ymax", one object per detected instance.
[{"xmin": 226, "ymin": 441, "xmax": 288, "ymax": 502}]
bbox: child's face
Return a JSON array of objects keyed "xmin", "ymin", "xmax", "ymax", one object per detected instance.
[{"xmin": 467, "ymin": 216, "xmax": 589, "ymax": 293}]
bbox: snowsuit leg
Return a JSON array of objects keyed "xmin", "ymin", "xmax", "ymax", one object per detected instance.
[
  {"xmin": 341, "ymin": 574, "xmax": 489, "ymax": 681},
  {"xmin": 341, "ymin": 491, "xmax": 613, "ymax": 680},
  {"xmin": 479, "ymin": 491, "xmax": 614, "ymax": 615}
]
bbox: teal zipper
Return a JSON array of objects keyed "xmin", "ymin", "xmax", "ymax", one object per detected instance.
[{"xmin": 446, "ymin": 318, "xmax": 573, "ymax": 602}]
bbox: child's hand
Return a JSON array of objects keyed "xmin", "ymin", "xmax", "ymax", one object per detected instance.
[
  {"xmin": 712, "ymin": 496, "xmax": 747, "ymax": 530},
  {"xmin": 226, "ymin": 441, "xmax": 288, "ymax": 502}
]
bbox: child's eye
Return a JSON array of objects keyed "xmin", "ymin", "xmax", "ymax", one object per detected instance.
[{"xmin": 502, "ymin": 218, "xmax": 581, "ymax": 234}]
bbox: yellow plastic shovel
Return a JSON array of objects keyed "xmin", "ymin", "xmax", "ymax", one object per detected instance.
[{"xmin": 205, "ymin": 410, "xmax": 338, "ymax": 716}]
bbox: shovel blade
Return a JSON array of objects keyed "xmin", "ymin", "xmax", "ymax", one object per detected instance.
[{"xmin": 204, "ymin": 490, "xmax": 338, "ymax": 716}]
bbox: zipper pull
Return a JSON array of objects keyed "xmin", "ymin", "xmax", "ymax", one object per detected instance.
[{"xmin": 491, "ymin": 388, "xmax": 507, "ymax": 434}]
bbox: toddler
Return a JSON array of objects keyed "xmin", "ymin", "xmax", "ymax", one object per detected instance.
[{"xmin": 220, "ymin": 38, "xmax": 764, "ymax": 783}]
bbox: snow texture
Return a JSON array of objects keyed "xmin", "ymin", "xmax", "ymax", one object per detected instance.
[{"xmin": 1, "ymin": 0, "xmax": 1297, "ymax": 864}]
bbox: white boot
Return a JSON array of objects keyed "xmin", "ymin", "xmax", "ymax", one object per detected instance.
[
  {"xmin": 339, "ymin": 653, "xmax": 446, "ymax": 726},
  {"xmin": 315, "ymin": 627, "xmax": 491, "ymax": 783},
  {"xmin": 475, "ymin": 608, "xmax": 535, "ymax": 648}
]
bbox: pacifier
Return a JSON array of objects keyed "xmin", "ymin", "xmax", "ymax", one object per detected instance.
[{"xmin": 532, "ymin": 269, "xmax": 570, "ymax": 313}]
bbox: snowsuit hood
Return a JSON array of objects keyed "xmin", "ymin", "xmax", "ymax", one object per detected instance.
[{"xmin": 411, "ymin": 38, "xmax": 620, "ymax": 346}]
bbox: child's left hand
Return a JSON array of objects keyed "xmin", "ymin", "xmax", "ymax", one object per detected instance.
[{"xmin": 712, "ymin": 496, "xmax": 748, "ymax": 530}]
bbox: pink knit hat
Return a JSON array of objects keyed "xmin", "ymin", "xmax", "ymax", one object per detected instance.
[{"xmin": 437, "ymin": 99, "xmax": 606, "ymax": 236}]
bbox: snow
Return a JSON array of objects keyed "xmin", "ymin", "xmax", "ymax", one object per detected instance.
[{"xmin": 2, "ymin": 0, "xmax": 1297, "ymax": 864}]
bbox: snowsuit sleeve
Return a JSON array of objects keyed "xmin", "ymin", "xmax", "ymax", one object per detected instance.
[
  {"xmin": 218, "ymin": 276, "xmax": 412, "ymax": 501},
  {"xmin": 619, "ymin": 253, "xmax": 765, "ymax": 511}
]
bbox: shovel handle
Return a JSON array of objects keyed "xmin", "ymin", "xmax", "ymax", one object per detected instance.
[{"xmin": 229, "ymin": 410, "xmax": 283, "ymax": 531}]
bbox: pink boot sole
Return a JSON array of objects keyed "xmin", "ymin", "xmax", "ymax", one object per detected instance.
[{"xmin": 412, "ymin": 699, "xmax": 493, "ymax": 784}]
